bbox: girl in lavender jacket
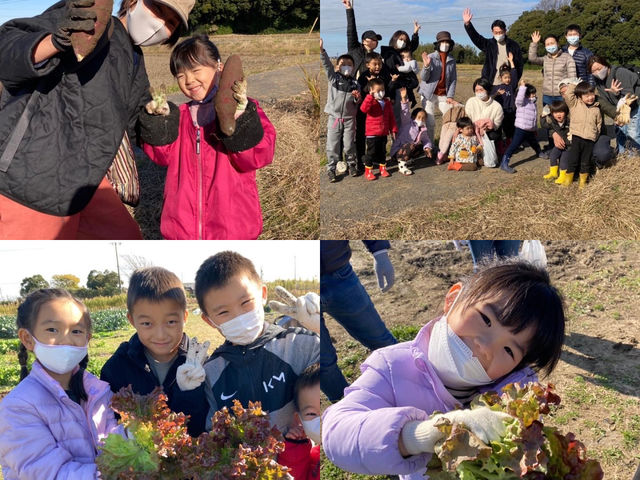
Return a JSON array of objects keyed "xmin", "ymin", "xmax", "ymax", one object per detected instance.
[
  {"xmin": 322, "ymin": 260, "xmax": 566, "ymax": 480},
  {"xmin": 500, "ymin": 80, "xmax": 543, "ymax": 173},
  {"xmin": 0, "ymin": 289, "xmax": 124, "ymax": 480}
]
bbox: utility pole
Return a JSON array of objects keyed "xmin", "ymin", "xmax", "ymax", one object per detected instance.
[{"xmin": 112, "ymin": 242, "xmax": 122, "ymax": 292}]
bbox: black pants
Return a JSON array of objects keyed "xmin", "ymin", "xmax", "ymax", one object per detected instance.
[
  {"xmin": 355, "ymin": 109, "xmax": 367, "ymax": 169},
  {"xmin": 364, "ymin": 136, "xmax": 387, "ymax": 168},
  {"xmin": 566, "ymin": 135, "xmax": 595, "ymax": 174},
  {"xmin": 502, "ymin": 111, "xmax": 516, "ymax": 139}
]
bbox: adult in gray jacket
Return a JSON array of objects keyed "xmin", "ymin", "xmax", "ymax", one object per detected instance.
[
  {"xmin": 589, "ymin": 55, "xmax": 640, "ymax": 154},
  {"xmin": 418, "ymin": 31, "xmax": 458, "ymax": 150}
]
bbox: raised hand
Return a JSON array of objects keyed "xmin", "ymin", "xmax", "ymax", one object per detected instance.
[
  {"xmin": 342, "ymin": 0, "xmax": 352, "ymax": 8},
  {"xmin": 413, "ymin": 19, "xmax": 422, "ymax": 34},
  {"xmin": 52, "ymin": 0, "xmax": 97, "ymax": 52},
  {"xmin": 462, "ymin": 8, "xmax": 473, "ymax": 25},
  {"xmin": 268, "ymin": 286, "xmax": 320, "ymax": 334},
  {"xmin": 422, "ymin": 51, "xmax": 431, "ymax": 67},
  {"xmin": 605, "ymin": 78, "xmax": 623, "ymax": 95},
  {"xmin": 400, "ymin": 87, "xmax": 408, "ymax": 101},
  {"xmin": 531, "ymin": 31, "xmax": 541, "ymax": 43},
  {"xmin": 176, "ymin": 336, "xmax": 210, "ymax": 391}
]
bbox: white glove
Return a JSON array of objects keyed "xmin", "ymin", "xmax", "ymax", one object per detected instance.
[
  {"xmin": 268, "ymin": 286, "xmax": 320, "ymax": 334},
  {"xmin": 401, "ymin": 407, "xmax": 512, "ymax": 455},
  {"xmin": 176, "ymin": 336, "xmax": 210, "ymax": 391},
  {"xmin": 373, "ymin": 250, "xmax": 395, "ymax": 292}
]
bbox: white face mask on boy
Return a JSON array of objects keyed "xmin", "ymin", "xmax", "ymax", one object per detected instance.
[
  {"xmin": 32, "ymin": 336, "xmax": 88, "ymax": 375},
  {"xmin": 301, "ymin": 417, "xmax": 322, "ymax": 445},
  {"xmin": 214, "ymin": 304, "xmax": 265, "ymax": 346},
  {"xmin": 127, "ymin": 0, "xmax": 171, "ymax": 46},
  {"xmin": 427, "ymin": 293, "xmax": 493, "ymax": 389}
]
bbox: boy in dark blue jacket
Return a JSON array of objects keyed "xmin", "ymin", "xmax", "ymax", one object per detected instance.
[{"xmin": 101, "ymin": 267, "xmax": 209, "ymax": 437}]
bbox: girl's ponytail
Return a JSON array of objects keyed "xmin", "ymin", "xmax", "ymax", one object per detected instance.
[
  {"xmin": 69, "ymin": 354, "xmax": 89, "ymax": 403},
  {"xmin": 18, "ymin": 343, "xmax": 29, "ymax": 381}
]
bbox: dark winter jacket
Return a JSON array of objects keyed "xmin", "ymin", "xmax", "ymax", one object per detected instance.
[
  {"xmin": 561, "ymin": 44, "xmax": 594, "ymax": 85},
  {"xmin": 345, "ymin": 7, "xmax": 372, "ymax": 77},
  {"xmin": 320, "ymin": 240, "xmax": 391, "ymax": 275},
  {"xmin": 0, "ymin": 2, "xmax": 150, "ymax": 216},
  {"xmin": 540, "ymin": 112, "xmax": 571, "ymax": 147},
  {"xmin": 491, "ymin": 67, "xmax": 518, "ymax": 113},
  {"xmin": 358, "ymin": 69, "xmax": 394, "ymax": 95},
  {"xmin": 380, "ymin": 34, "xmax": 420, "ymax": 75},
  {"xmin": 595, "ymin": 65, "xmax": 640, "ymax": 116},
  {"xmin": 100, "ymin": 333, "xmax": 208, "ymax": 437},
  {"xmin": 203, "ymin": 323, "xmax": 320, "ymax": 435},
  {"xmin": 464, "ymin": 22, "xmax": 523, "ymax": 84}
]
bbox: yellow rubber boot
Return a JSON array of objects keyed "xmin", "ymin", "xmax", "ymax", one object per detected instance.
[
  {"xmin": 560, "ymin": 172, "xmax": 574, "ymax": 187},
  {"xmin": 554, "ymin": 169, "xmax": 567, "ymax": 185},
  {"xmin": 579, "ymin": 172, "xmax": 589, "ymax": 189},
  {"xmin": 543, "ymin": 165, "xmax": 559, "ymax": 180}
]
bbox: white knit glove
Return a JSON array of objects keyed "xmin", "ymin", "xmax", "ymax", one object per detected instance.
[
  {"xmin": 401, "ymin": 407, "xmax": 512, "ymax": 455},
  {"xmin": 268, "ymin": 286, "xmax": 320, "ymax": 334},
  {"xmin": 176, "ymin": 337, "xmax": 210, "ymax": 391},
  {"xmin": 373, "ymin": 250, "xmax": 395, "ymax": 292}
]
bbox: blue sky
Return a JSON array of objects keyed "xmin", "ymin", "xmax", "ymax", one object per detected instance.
[
  {"xmin": 320, "ymin": 0, "xmax": 538, "ymax": 58},
  {"xmin": 0, "ymin": 0, "xmax": 121, "ymax": 27}
]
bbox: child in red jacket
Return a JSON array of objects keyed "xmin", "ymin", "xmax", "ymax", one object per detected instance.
[
  {"xmin": 360, "ymin": 78, "xmax": 398, "ymax": 180},
  {"xmin": 278, "ymin": 364, "xmax": 321, "ymax": 480}
]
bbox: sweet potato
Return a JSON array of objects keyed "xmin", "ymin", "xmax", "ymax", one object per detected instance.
[
  {"xmin": 215, "ymin": 54, "xmax": 244, "ymax": 136},
  {"xmin": 70, "ymin": 0, "xmax": 113, "ymax": 62}
]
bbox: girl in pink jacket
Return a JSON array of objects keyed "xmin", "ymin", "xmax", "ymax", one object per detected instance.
[
  {"xmin": 0, "ymin": 289, "xmax": 123, "ymax": 479},
  {"xmin": 322, "ymin": 260, "xmax": 566, "ymax": 479},
  {"xmin": 140, "ymin": 35, "xmax": 276, "ymax": 239}
]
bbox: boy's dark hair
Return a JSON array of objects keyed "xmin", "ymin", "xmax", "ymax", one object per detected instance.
[
  {"xmin": 456, "ymin": 116, "xmax": 474, "ymax": 129},
  {"xmin": 544, "ymin": 34, "xmax": 559, "ymax": 43},
  {"xmin": 453, "ymin": 258, "xmax": 565, "ymax": 377},
  {"xmin": 367, "ymin": 77, "xmax": 385, "ymax": 91},
  {"xmin": 587, "ymin": 55, "xmax": 610, "ymax": 71},
  {"xmin": 575, "ymin": 81, "xmax": 596, "ymax": 98},
  {"xmin": 364, "ymin": 52, "xmax": 383, "ymax": 64},
  {"xmin": 337, "ymin": 54, "xmax": 355, "ymax": 65},
  {"xmin": 118, "ymin": 0, "xmax": 184, "ymax": 47},
  {"xmin": 17, "ymin": 289, "xmax": 92, "ymax": 401},
  {"xmin": 549, "ymin": 100, "xmax": 569, "ymax": 115},
  {"xmin": 293, "ymin": 363, "xmax": 320, "ymax": 411},
  {"xmin": 399, "ymin": 48, "xmax": 411, "ymax": 56},
  {"xmin": 525, "ymin": 83, "xmax": 537, "ymax": 97},
  {"xmin": 170, "ymin": 34, "xmax": 221, "ymax": 77},
  {"xmin": 127, "ymin": 267, "xmax": 187, "ymax": 313},
  {"xmin": 411, "ymin": 107, "xmax": 426, "ymax": 119},
  {"xmin": 195, "ymin": 251, "xmax": 261, "ymax": 314},
  {"xmin": 565, "ymin": 24, "xmax": 582, "ymax": 35},
  {"xmin": 473, "ymin": 77, "xmax": 492, "ymax": 94},
  {"xmin": 491, "ymin": 20, "xmax": 507, "ymax": 32}
]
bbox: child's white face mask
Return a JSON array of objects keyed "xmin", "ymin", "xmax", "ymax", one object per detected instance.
[
  {"xmin": 415, "ymin": 120, "xmax": 425, "ymax": 128},
  {"xmin": 127, "ymin": 0, "xmax": 171, "ymax": 46},
  {"xmin": 374, "ymin": 90, "xmax": 385, "ymax": 100},
  {"xmin": 301, "ymin": 417, "xmax": 322, "ymax": 445},
  {"xmin": 214, "ymin": 304, "xmax": 265, "ymax": 346},
  {"xmin": 32, "ymin": 336, "xmax": 88, "ymax": 375},
  {"xmin": 427, "ymin": 293, "xmax": 492, "ymax": 389}
]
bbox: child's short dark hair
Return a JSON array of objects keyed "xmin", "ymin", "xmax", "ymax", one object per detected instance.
[
  {"xmin": 399, "ymin": 48, "xmax": 411, "ymax": 56},
  {"xmin": 574, "ymin": 81, "xmax": 596, "ymax": 98},
  {"xmin": 293, "ymin": 363, "xmax": 320, "ymax": 411},
  {"xmin": 367, "ymin": 77, "xmax": 385, "ymax": 91},
  {"xmin": 127, "ymin": 267, "xmax": 186, "ymax": 313},
  {"xmin": 454, "ymin": 258, "xmax": 565, "ymax": 377},
  {"xmin": 411, "ymin": 107, "xmax": 426, "ymax": 119},
  {"xmin": 337, "ymin": 54, "xmax": 355, "ymax": 65},
  {"xmin": 365, "ymin": 52, "xmax": 383, "ymax": 64},
  {"xmin": 170, "ymin": 34, "xmax": 221, "ymax": 77},
  {"xmin": 17, "ymin": 289, "xmax": 91, "ymax": 400},
  {"xmin": 549, "ymin": 100, "xmax": 569, "ymax": 115},
  {"xmin": 195, "ymin": 251, "xmax": 261, "ymax": 314},
  {"xmin": 525, "ymin": 84, "xmax": 537, "ymax": 97},
  {"xmin": 565, "ymin": 24, "xmax": 582, "ymax": 35},
  {"xmin": 456, "ymin": 116, "xmax": 474, "ymax": 129}
]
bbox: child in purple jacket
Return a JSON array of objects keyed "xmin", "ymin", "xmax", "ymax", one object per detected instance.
[
  {"xmin": 0, "ymin": 289, "xmax": 124, "ymax": 479},
  {"xmin": 500, "ymin": 79, "xmax": 543, "ymax": 174},
  {"xmin": 322, "ymin": 260, "xmax": 566, "ymax": 480}
]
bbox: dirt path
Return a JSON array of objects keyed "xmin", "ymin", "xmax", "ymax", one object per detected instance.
[{"xmin": 168, "ymin": 61, "xmax": 319, "ymax": 105}]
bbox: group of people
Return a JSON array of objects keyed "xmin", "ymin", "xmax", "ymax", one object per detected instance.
[
  {"xmin": 0, "ymin": 0, "xmax": 275, "ymax": 240},
  {"xmin": 323, "ymin": 1, "xmax": 640, "ymax": 189},
  {"xmin": 0, "ymin": 251, "xmax": 321, "ymax": 479}
]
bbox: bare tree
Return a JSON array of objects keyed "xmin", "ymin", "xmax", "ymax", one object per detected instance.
[
  {"xmin": 121, "ymin": 255, "xmax": 154, "ymax": 280},
  {"xmin": 535, "ymin": 0, "xmax": 570, "ymax": 12}
]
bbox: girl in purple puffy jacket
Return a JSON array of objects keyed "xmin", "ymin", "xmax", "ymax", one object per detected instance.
[
  {"xmin": 322, "ymin": 260, "xmax": 566, "ymax": 480},
  {"xmin": 0, "ymin": 289, "xmax": 123, "ymax": 480}
]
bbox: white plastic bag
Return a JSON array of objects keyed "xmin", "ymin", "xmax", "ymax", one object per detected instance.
[
  {"xmin": 520, "ymin": 240, "xmax": 547, "ymax": 268},
  {"xmin": 482, "ymin": 133, "xmax": 498, "ymax": 167}
]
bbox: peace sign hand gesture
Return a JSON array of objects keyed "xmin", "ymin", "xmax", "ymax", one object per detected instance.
[{"xmin": 176, "ymin": 336, "xmax": 210, "ymax": 391}]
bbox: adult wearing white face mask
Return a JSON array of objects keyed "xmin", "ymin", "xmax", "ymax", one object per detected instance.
[
  {"xmin": 561, "ymin": 24, "xmax": 594, "ymax": 85},
  {"xmin": 462, "ymin": 8, "xmax": 523, "ymax": 86},
  {"xmin": 588, "ymin": 55, "xmax": 640, "ymax": 155},
  {"xmin": 418, "ymin": 31, "xmax": 458, "ymax": 160},
  {"xmin": 0, "ymin": 0, "xmax": 192, "ymax": 240}
]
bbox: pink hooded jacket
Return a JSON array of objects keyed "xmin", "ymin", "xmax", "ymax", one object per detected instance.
[
  {"xmin": 0, "ymin": 361, "xmax": 124, "ymax": 480},
  {"xmin": 322, "ymin": 319, "xmax": 538, "ymax": 480},
  {"xmin": 143, "ymin": 99, "xmax": 276, "ymax": 240}
]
